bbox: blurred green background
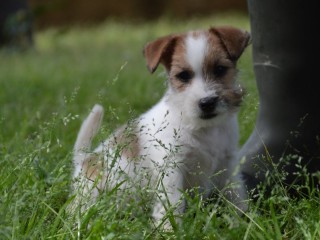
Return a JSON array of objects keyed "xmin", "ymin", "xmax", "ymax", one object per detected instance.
[{"xmin": 0, "ymin": 0, "xmax": 257, "ymax": 151}]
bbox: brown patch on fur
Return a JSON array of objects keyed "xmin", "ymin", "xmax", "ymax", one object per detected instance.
[
  {"xmin": 82, "ymin": 154, "xmax": 104, "ymax": 182},
  {"xmin": 220, "ymin": 87, "xmax": 246, "ymax": 110},
  {"xmin": 202, "ymin": 27, "xmax": 250, "ymax": 87},
  {"xmin": 143, "ymin": 35, "xmax": 179, "ymax": 73},
  {"xmin": 209, "ymin": 26, "xmax": 251, "ymax": 62},
  {"xmin": 168, "ymin": 36, "xmax": 194, "ymax": 92},
  {"xmin": 205, "ymin": 26, "xmax": 249, "ymax": 107},
  {"xmin": 203, "ymin": 39, "xmax": 237, "ymax": 87},
  {"xmin": 111, "ymin": 123, "xmax": 140, "ymax": 160},
  {"xmin": 144, "ymin": 32, "xmax": 196, "ymax": 92},
  {"xmin": 82, "ymin": 122, "xmax": 140, "ymax": 183},
  {"xmin": 203, "ymin": 28, "xmax": 248, "ymax": 107}
]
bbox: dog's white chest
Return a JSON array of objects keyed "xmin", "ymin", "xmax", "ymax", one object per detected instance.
[
  {"xmin": 138, "ymin": 99, "xmax": 238, "ymax": 189},
  {"xmin": 182, "ymin": 122, "xmax": 238, "ymax": 182}
]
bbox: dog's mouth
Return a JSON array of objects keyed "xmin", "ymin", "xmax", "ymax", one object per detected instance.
[{"xmin": 199, "ymin": 112, "xmax": 218, "ymax": 120}]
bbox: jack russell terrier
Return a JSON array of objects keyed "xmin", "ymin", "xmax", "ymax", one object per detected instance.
[{"xmin": 72, "ymin": 26, "xmax": 251, "ymax": 228}]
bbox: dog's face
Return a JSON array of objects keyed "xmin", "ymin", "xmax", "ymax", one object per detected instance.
[{"xmin": 144, "ymin": 26, "xmax": 250, "ymax": 129}]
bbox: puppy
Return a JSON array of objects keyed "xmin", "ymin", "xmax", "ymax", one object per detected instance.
[{"xmin": 72, "ymin": 26, "xmax": 251, "ymax": 227}]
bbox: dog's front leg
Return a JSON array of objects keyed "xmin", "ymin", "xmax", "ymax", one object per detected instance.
[
  {"xmin": 152, "ymin": 169, "xmax": 185, "ymax": 229},
  {"xmin": 223, "ymin": 173, "xmax": 248, "ymax": 213}
]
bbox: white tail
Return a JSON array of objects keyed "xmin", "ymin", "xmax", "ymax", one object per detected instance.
[{"xmin": 73, "ymin": 104, "xmax": 104, "ymax": 167}]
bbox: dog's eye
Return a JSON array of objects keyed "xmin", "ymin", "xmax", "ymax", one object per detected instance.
[
  {"xmin": 213, "ymin": 65, "xmax": 228, "ymax": 78},
  {"xmin": 176, "ymin": 70, "xmax": 193, "ymax": 83}
]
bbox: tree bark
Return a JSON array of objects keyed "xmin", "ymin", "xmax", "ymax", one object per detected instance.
[{"xmin": 241, "ymin": 0, "xmax": 320, "ymax": 192}]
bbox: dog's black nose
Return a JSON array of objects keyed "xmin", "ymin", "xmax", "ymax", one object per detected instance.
[{"xmin": 198, "ymin": 96, "xmax": 219, "ymax": 112}]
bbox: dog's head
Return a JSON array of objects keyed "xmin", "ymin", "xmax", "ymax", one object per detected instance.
[{"xmin": 144, "ymin": 26, "xmax": 250, "ymax": 129}]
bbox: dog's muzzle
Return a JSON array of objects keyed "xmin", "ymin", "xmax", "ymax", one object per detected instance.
[{"xmin": 198, "ymin": 96, "xmax": 219, "ymax": 119}]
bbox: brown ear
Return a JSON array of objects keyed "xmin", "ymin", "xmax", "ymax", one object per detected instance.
[
  {"xmin": 210, "ymin": 26, "xmax": 251, "ymax": 61},
  {"xmin": 143, "ymin": 35, "xmax": 177, "ymax": 73}
]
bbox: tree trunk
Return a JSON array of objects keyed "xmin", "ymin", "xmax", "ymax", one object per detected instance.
[{"xmin": 241, "ymin": 0, "xmax": 320, "ymax": 192}]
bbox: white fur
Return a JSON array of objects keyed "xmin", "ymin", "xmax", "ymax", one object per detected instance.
[
  {"xmin": 72, "ymin": 32, "xmax": 247, "ymax": 229},
  {"xmin": 73, "ymin": 104, "xmax": 104, "ymax": 177},
  {"xmin": 185, "ymin": 33, "xmax": 207, "ymax": 75}
]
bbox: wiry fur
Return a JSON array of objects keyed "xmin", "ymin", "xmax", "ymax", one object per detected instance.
[{"xmin": 71, "ymin": 26, "xmax": 251, "ymax": 228}]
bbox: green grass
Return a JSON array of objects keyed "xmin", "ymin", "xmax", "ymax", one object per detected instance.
[{"xmin": 0, "ymin": 13, "xmax": 319, "ymax": 239}]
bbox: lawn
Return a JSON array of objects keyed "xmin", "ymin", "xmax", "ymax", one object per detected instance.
[{"xmin": 0, "ymin": 13, "xmax": 319, "ymax": 239}]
